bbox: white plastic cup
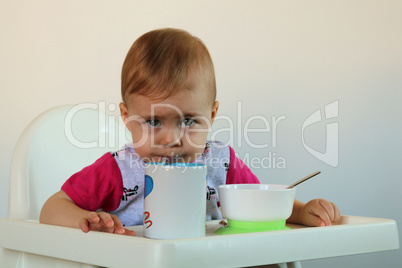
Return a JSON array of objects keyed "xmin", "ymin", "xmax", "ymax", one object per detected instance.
[{"xmin": 143, "ymin": 162, "xmax": 207, "ymax": 239}]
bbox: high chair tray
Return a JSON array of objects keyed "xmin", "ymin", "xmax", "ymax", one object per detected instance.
[{"xmin": 0, "ymin": 215, "xmax": 399, "ymax": 268}]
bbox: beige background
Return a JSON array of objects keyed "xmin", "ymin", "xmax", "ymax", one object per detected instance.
[{"xmin": 1, "ymin": 1, "xmax": 401, "ymax": 267}]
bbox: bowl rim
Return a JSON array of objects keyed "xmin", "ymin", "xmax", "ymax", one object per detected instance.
[{"xmin": 218, "ymin": 184, "xmax": 295, "ymax": 192}]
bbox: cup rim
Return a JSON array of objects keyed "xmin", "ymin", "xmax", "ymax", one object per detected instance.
[{"xmin": 145, "ymin": 162, "xmax": 206, "ymax": 168}]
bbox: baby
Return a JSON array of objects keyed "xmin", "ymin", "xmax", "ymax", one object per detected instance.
[{"xmin": 40, "ymin": 28, "xmax": 340, "ymax": 236}]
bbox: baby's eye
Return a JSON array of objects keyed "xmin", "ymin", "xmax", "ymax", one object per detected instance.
[
  {"xmin": 146, "ymin": 119, "xmax": 161, "ymax": 127},
  {"xmin": 180, "ymin": 118, "xmax": 196, "ymax": 127}
]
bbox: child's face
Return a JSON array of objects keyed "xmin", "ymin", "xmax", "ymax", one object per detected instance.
[{"xmin": 120, "ymin": 88, "xmax": 219, "ymax": 163}]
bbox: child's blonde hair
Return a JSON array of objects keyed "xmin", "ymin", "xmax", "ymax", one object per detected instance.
[{"xmin": 121, "ymin": 28, "xmax": 216, "ymax": 104}]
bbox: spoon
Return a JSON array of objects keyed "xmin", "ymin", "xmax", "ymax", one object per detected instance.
[{"xmin": 286, "ymin": 171, "xmax": 321, "ymax": 189}]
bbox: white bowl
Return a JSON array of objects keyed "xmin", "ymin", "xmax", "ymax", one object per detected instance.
[{"xmin": 218, "ymin": 184, "xmax": 296, "ymax": 222}]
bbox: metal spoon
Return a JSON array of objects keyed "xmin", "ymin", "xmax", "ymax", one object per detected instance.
[{"xmin": 286, "ymin": 171, "xmax": 321, "ymax": 189}]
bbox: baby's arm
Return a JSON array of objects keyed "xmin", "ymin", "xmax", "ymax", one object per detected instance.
[
  {"xmin": 40, "ymin": 190, "xmax": 135, "ymax": 236},
  {"xmin": 287, "ymin": 199, "xmax": 341, "ymax": 227}
]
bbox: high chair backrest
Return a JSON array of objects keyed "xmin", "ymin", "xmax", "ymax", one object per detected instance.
[{"xmin": 8, "ymin": 104, "xmax": 130, "ymax": 220}]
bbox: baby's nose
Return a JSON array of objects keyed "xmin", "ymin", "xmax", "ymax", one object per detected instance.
[{"xmin": 159, "ymin": 126, "xmax": 182, "ymax": 147}]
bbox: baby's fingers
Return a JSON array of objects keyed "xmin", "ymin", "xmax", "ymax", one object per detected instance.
[
  {"xmin": 98, "ymin": 212, "xmax": 115, "ymax": 228},
  {"xmin": 101, "ymin": 214, "xmax": 136, "ymax": 236},
  {"xmin": 79, "ymin": 212, "xmax": 136, "ymax": 236},
  {"xmin": 319, "ymin": 199, "xmax": 342, "ymax": 224},
  {"xmin": 79, "ymin": 212, "xmax": 113, "ymax": 233},
  {"xmin": 79, "ymin": 212, "xmax": 99, "ymax": 232},
  {"xmin": 109, "ymin": 214, "xmax": 125, "ymax": 234},
  {"xmin": 311, "ymin": 206, "xmax": 331, "ymax": 227},
  {"xmin": 82, "ymin": 211, "xmax": 100, "ymax": 223},
  {"xmin": 332, "ymin": 202, "xmax": 341, "ymax": 222},
  {"xmin": 108, "ymin": 215, "xmax": 136, "ymax": 236},
  {"xmin": 318, "ymin": 200, "xmax": 336, "ymax": 224},
  {"xmin": 302, "ymin": 199, "xmax": 331, "ymax": 227},
  {"xmin": 304, "ymin": 214, "xmax": 327, "ymax": 227},
  {"xmin": 79, "ymin": 217, "xmax": 94, "ymax": 233},
  {"xmin": 301, "ymin": 199, "xmax": 341, "ymax": 227},
  {"xmin": 123, "ymin": 229, "xmax": 137, "ymax": 236}
]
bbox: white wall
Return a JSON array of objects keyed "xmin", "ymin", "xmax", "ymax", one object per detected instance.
[{"xmin": 1, "ymin": 0, "xmax": 401, "ymax": 267}]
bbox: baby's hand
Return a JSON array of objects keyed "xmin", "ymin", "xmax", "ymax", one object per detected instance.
[
  {"xmin": 79, "ymin": 211, "xmax": 136, "ymax": 236},
  {"xmin": 298, "ymin": 199, "xmax": 341, "ymax": 227}
]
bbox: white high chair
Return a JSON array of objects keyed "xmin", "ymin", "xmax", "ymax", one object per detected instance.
[
  {"xmin": 1, "ymin": 104, "xmax": 128, "ymax": 267},
  {"xmin": 7, "ymin": 104, "xmax": 127, "ymax": 220},
  {"xmin": 0, "ymin": 105, "xmax": 399, "ymax": 268}
]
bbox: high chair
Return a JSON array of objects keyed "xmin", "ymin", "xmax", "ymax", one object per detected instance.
[
  {"xmin": 1, "ymin": 104, "xmax": 127, "ymax": 267},
  {"xmin": 0, "ymin": 105, "xmax": 399, "ymax": 268}
]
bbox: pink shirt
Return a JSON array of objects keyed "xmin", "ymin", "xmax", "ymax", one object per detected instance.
[{"xmin": 62, "ymin": 146, "xmax": 259, "ymax": 212}]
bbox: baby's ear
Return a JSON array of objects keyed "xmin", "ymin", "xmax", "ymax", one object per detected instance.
[
  {"xmin": 210, "ymin": 101, "xmax": 220, "ymax": 123},
  {"xmin": 119, "ymin": 102, "xmax": 129, "ymax": 125}
]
